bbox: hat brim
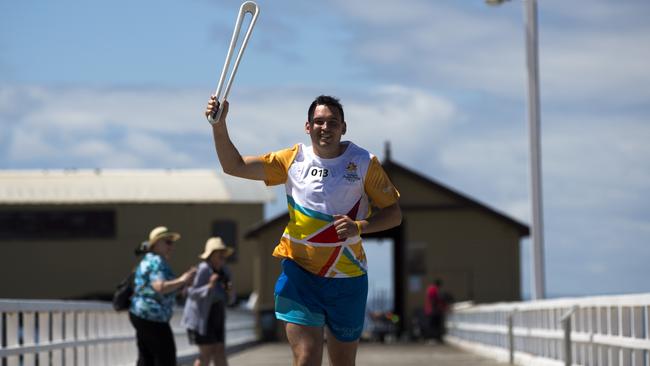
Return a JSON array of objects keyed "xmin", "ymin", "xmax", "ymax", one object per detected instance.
[
  {"xmin": 149, "ymin": 232, "xmax": 181, "ymax": 248},
  {"xmin": 199, "ymin": 247, "xmax": 234, "ymax": 260}
]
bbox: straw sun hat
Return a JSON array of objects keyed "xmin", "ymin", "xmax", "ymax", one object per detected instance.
[
  {"xmin": 199, "ymin": 237, "xmax": 234, "ymax": 260},
  {"xmin": 145, "ymin": 226, "xmax": 181, "ymax": 250}
]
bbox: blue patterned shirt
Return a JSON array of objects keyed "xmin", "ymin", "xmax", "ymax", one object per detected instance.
[{"xmin": 129, "ymin": 253, "xmax": 177, "ymax": 322}]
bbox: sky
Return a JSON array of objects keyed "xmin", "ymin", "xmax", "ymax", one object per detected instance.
[{"xmin": 1, "ymin": 0, "xmax": 649, "ymax": 299}]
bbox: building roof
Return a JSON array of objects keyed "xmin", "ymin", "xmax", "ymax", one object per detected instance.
[
  {"xmin": 382, "ymin": 159, "xmax": 530, "ymax": 236},
  {"xmin": 0, "ymin": 169, "xmax": 274, "ymax": 204}
]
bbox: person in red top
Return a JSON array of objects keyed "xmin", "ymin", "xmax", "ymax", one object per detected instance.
[{"xmin": 424, "ymin": 279, "xmax": 446, "ymax": 343}]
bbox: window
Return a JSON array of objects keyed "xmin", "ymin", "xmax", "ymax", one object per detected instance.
[
  {"xmin": 0, "ymin": 210, "xmax": 116, "ymax": 240},
  {"xmin": 212, "ymin": 220, "xmax": 238, "ymax": 262}
]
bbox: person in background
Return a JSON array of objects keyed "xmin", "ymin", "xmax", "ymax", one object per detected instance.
[
  {"xmin": 424, "ymin": 278, "xmax": 449, "ymax": 343},
  {"xmin": 181, "ymin": 237, "xmax": 235, "ymax": 366},
  {"xmin": 129, "ymin": 226, "xmax": 197, "ymax": 366}
]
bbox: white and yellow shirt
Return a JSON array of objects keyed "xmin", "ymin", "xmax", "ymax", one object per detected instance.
[{"xmin": 260, "ymin": 142, "xmax": 400, "ymax": 278}]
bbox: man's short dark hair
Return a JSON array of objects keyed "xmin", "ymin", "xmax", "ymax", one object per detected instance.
[{"xmin": 307, "ymin": 95, "xmax": 345, "ymax": 123}]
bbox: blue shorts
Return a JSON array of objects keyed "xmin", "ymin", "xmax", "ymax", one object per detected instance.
[{"xmin": 274, "ymin": 259, "xmax": 368, "ymax": 342}]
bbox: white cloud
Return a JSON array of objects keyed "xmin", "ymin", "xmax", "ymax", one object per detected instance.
[
  {"xmin": 0, "ymin": 85, "xmax": 212, "ymax": 168},
  {"xmin": 6, "ymin": 128, "xmax": 58, "ymax": 162},
  {"xmin": 124, "ymin": 132, "xmax": 195, "ymax": 166},
  {"xmin": 70, "ymin": 140, "xmax": 113, "ymax": 157},
  {"xmin": 124, "ymin": 133, "xmax": 172, "ymax": 156},
  {"xmin": 331, "ymin": 0, "xmax": 650, "ymax": 104},
  {"xmin": 344, "ymin": 85, "xmax": 457, "ymax": 151},
  {"xmin": 0, "ymin": 84, "xmax": 458, "ymax": 168},
  {"xmin": 540, "ymin": 30, "xmax": 650, "ymax": 104},
  {"xmin": 97, "ymin": 151, "xmax": 145, "ymax": 169},
  {"xmin": 543, "ymin": 115, "xmax": 650, "ymax": 212}
]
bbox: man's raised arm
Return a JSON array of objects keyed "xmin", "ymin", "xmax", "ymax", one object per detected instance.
[{"xmin": 206, "ymin": 96, "xmax": 267, "ymax": 181}]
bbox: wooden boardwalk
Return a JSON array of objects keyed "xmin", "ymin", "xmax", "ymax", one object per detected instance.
[{"xmin": 227, "ymin": 342, "xmax": 510, "ymax": 366}]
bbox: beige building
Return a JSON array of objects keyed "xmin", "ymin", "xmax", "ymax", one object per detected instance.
[
  {"xmin": 0, "ymin": 169, "xmax": 273, "ymax": 300},
  {"xmin": 245, "ymin": 150, "xmax": 529, "ymax": 337}
]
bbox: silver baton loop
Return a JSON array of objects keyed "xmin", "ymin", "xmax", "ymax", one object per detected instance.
[{"xmin": 208, "ymin": 1, "xmax": 259, "ymax": 124}]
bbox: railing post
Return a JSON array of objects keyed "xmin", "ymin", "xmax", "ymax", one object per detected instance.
[
  {"xmin": 561, "ymin": 306, "xmax": 578, "ymax": 366},
  {"xmin": 563, "ymin": 315, "xmax": 571, "ymax": 366},
  {"xmin": 508, "ymin": 311, "xmax": 515, "ymax": 364}
]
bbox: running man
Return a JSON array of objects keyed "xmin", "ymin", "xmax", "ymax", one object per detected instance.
[{"xmin": 206, "ymin": 95, "xmax": 402, "ymax": 366}]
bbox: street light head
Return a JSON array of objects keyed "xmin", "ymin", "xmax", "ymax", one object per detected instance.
[{"xmin": 485, "ymin": 0, "xmax": 511, "ymax": 6}]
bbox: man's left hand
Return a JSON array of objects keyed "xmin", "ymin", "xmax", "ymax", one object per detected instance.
[{"xmin": 333, "ymin": 214, "xmax": 361, "ymax": 239}]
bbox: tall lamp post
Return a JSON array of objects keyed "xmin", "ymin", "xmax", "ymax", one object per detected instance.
[{"xmin": 486, "ymin": 0, "xmax": 546, "ymax": 300}]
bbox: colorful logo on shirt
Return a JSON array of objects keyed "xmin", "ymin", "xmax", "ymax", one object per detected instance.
[{"xmin": 343, "ymin": 162, "xmax": 360, "ymax": 182}]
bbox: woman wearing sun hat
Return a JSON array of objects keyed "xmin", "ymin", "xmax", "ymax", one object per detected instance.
[
  {"xmin": 129, "ymin": 226, "xmax": 197, "ymax": 366},
  {"xmin": 181, "ymin": 237, "xmax": 235, "ymax": 366}
]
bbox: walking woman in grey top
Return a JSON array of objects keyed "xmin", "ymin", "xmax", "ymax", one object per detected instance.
[{"xmin": 181, "ymin": 237, "xmax": 234, "ymax": 366}]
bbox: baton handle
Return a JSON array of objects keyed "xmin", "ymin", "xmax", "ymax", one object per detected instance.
[{"xmin": 208, "ymin": 1, "xmax": 259, "ymax": 125}]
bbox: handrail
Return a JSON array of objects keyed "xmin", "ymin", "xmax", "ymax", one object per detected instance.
[
  {"xmin": 0, "ymin": 299, "xmax": 258, "ymax": 365},
  {"xmin": 0, "ymin": 299, "xmax": 111, "ymax": 312},
  {"xmin": 446, "ymin": 292, "xmax": 650, "ymax": 366}
]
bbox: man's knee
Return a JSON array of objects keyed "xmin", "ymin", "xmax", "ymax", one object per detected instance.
[
  {"xmin": 325, "ymin": 330, "xmax": 358, "ymax": 366},
  {"xmin": 286, "ymin": 323, "xmax": 324, "ymax": 366},
  {"xmin": 289, "ymin": 341, "xmax": 323, "ymax": 366}
]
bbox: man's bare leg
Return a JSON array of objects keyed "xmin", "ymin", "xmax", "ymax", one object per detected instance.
[
  {"xmin": 325, "ymin": 327, "xmax": 358, "ymax": 366},
  {"xmin": 286, "ymin": 323, "xmax": 324, "ymax": 366}
]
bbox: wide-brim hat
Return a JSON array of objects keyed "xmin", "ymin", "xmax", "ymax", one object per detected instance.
[
  {"xmin": 147, "ymin": 226, "xmax": 181, "ymax": 249},
  {"xmin": 199, "ymin": 237, "xmax": 234, "ymax": 259}
]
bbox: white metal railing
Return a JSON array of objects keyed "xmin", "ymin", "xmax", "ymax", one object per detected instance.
[
  {"xmin": 446, "ymin": 293, "xmax": 650, "ymax": 366},
  {"xmin": 0, "ymin": 299, "xmax": 257, "ymax": 366}
]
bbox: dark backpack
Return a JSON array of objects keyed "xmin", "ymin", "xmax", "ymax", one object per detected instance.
[{"xmin": 112, "ymin": 271, "xmax": 135, "ymax": 311}]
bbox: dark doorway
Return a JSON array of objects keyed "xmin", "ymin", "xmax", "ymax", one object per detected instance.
[{"xmin": 363, "ymin": 222, "xmax": 405, "ymax": 335}]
